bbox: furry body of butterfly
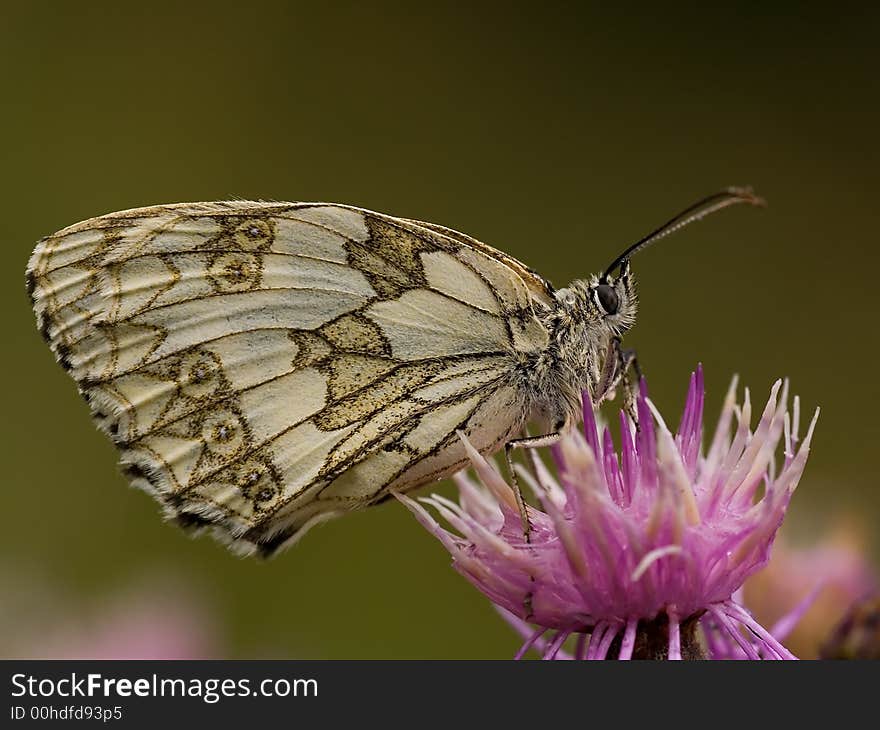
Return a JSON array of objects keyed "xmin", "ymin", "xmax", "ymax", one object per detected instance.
[{"xmin": 27, "ymin": 201, "xmax": 640, "ymax": 556}]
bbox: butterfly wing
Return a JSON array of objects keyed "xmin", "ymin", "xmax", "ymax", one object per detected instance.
[
  {"xmin": 27, "ymin": 201, "xmax": 550, "ymax": 555},
  {"xmin": 399, "ymin": 216, "xmax": 556, "ymax": 306}
]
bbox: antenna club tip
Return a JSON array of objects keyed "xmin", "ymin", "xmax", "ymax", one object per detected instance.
[{"xmin": 726, "ymin": 186, "xmax": 767, "ymax": 208}]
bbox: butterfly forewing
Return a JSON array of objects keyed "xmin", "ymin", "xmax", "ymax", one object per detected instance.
[{"xmin": 28, "ymin": 201, "xmax": 551, "ymax": 555}]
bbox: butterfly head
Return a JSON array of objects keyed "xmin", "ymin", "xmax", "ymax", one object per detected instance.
[
  {"xmin": 555, "ymin": 262, "xmax": 637, "ymax": 337},
  {"xmin": 536, "ymin": 269, "xmax": 638, "ymax": 425},
  {"xmin": 592, "ymin": 260, "xmax": 638, "ymax": 335}
]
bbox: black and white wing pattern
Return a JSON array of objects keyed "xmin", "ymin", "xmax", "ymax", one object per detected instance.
[{"xmin": 27, "ymin": 201, "xmax": 553, "ymax": 555}]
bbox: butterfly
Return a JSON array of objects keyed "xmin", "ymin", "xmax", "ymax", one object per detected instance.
[{"xmin": 26, "ymin": 190, "xmax": 761, "ymax": 556}]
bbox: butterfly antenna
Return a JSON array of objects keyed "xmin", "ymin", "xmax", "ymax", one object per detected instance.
[{"xmin": 602, "ymin": 187, "xmax": 766, "ymax": 281}]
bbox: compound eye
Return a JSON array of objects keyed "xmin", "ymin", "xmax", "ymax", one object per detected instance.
[{"xmin": 595, "ymin": 284, "xmax": 620, "ymax": 315}]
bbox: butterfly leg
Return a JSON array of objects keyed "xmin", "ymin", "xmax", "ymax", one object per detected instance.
[
  {"xmin": 505, "ymin": 427, "xmax": 562, "ymax": 622},
  {"xmin": 505, "ymin": 428, "xmax": 563, "ymax": 543},
  {"xmin": 618, "ymin": 346, "xmax": 642, "ymax": 428},
  {"xmin": 597, "ymin": 337, "xmax": 642, "ymax": 427}
]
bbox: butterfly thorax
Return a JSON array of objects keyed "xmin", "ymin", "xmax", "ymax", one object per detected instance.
[{"xmin": 515, "ymin": 274, "xmax": 637, "ymax": 431}]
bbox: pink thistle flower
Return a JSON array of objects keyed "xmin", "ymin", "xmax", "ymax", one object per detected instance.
[
  {"xmin": 1, "ymin": 576, "xmax": 221, "ymax": 660},
  {"xmin": 739, "ymin": 522, "xmax": 878, "ymax": 659},
  {"xmin": 398, "ymin": 366, "xmax": 818, "ymax": 660}
]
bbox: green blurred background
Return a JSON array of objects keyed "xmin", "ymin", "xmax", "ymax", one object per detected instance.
[{"xmin": 2, "ymin": 2, "xmax": 878, "ymax": 658}]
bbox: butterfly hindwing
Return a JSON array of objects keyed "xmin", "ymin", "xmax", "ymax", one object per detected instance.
[{"xmin": 28, "ymin": 201, "xmax": 550, "ymax": 555}]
